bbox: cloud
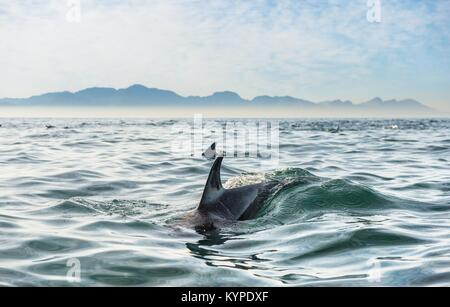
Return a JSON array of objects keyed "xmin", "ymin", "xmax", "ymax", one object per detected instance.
[{"xmin": 0, "ymin": 0, "xmax": 449, "ymax": 110}]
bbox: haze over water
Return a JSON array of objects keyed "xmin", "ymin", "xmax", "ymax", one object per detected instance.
[{"xmin": 0, "ymin": 118, "xmax": 449, "ymax": 286}]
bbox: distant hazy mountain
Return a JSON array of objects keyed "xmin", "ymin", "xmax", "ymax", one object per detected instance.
[
  {"xmin": 318, "ymin": 99, "xmax": 353, "ymax": 107},
  {"xmin": 1, "ymin": 85, "xmax": 184, "ymax": 106},
  {"xmin": 186, "ymin": 91, "xmax": 246, "ymax": 106},
  {"xmin": 252, "ymin": 95, "xmax": 315, "ymax": 107},
  {"xmin": 0, "ymin": 84, "xmax": 438, "ymax": 116},
  {"xmin": 358, "ymin": 97, "xmax": 432, "ymax": 110}
]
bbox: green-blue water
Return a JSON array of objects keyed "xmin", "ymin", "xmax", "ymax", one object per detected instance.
[{"xmin": 0, "ymin": 118, "xmax": 449, "ymax": 286}]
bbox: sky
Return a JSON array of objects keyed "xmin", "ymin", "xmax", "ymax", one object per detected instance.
[{"xmin": 0, "ymin": 0, "xmax": 449, "ymax": 111}]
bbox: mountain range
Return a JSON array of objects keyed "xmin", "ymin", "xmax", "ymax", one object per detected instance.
[{"xmin": 0, "ymin": 84, "xmax": 438, "ymax": 116}]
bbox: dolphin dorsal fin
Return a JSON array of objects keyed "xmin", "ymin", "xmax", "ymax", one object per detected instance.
[
  {"xmin": 202, "ymin": 142, "xmax": 217, "ymax": 160},
  {"xmin": 198, "ymin": 157, "xmax": 224, "ymax": 210}
]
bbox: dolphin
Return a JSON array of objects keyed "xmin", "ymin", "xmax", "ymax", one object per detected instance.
[
  {"xmin": 202, "ymin": 142, "xmax": 218, "ymax": 160},
  {"xmin": 329, "ymin": 124, "xmax": 340, "ymax": 133},
  {"xmin": 193, "ymin": 157, "xmax": 277, "ymax": 229}
]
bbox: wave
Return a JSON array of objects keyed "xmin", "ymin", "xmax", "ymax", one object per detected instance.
[{"xmin": 215, "ymin": 167, "xmax": 442, "ymax": 230}]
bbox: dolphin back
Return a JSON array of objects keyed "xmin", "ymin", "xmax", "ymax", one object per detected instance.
[{"xmin": 197, "ymin": 157, "xmax": 274, "ymax": 221}]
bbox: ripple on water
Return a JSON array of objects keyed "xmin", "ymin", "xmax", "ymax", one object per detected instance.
[{"xmin": 0, "ymin": 118, "xmax": 449, "ymax": 286}]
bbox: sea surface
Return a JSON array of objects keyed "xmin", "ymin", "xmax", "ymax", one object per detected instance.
[{"xmin": 0, "ymin": 118, "xmax": 449, "ymax": 286}]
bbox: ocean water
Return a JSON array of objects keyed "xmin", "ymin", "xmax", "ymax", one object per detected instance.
[{"xmin": 0, "ymin": 118, "xmax": 449, "ymax": 287}]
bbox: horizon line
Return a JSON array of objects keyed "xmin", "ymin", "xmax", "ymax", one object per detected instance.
[{"xmin": 0, "ymin": 83, "xmax": 433, "ymax": 107}]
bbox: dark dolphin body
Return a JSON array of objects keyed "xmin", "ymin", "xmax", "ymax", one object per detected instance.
[
  {"xmin": 192, "ymin": 157, "xmax": 277, "ymax": 230},
  {"xmin": 329, "ymin": 125, "xmax": 340, "ymax": 133}
]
